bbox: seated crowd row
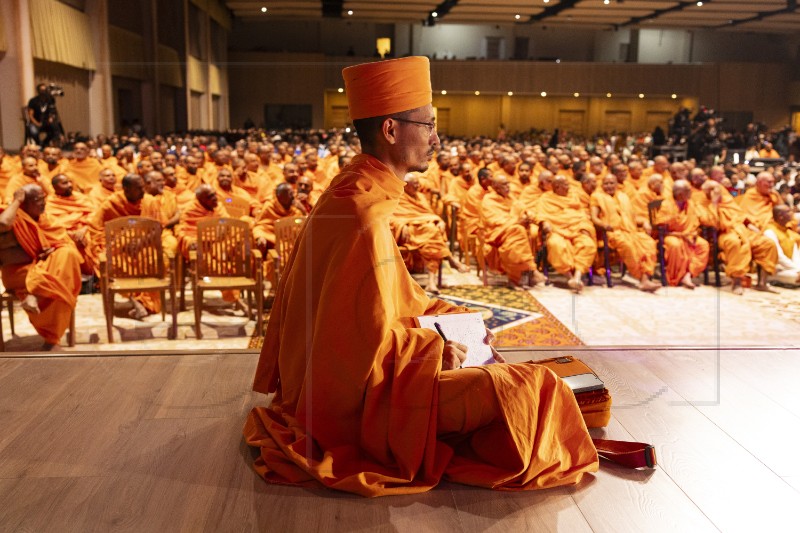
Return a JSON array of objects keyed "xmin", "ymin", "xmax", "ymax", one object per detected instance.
[{"xmin": 0, "ymin": 132, "xmax": 797, "ymax": 349}]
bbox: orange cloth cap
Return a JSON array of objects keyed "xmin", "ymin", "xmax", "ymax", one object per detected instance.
[{"xmin": 342, "ymin": 57, "xmax": 432, "ymax": 120}]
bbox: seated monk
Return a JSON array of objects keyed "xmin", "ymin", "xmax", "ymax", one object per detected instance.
[
  {"xmin": 176, "ymin": 155, "xmax": 208, "ymax": 208},
  {"xmin": 537, "ymin": 176, "xmax": 597, "ymax": 293},
  {"xmin": 295, "ymin": 175, "xmax": 318, "ymax": 214},
  {"xmin": 458, "ymin": 167, "xmax": 492, "ymax": 239},
  {"xmin": 737, "ymin": 172, "xmax": 783, "ymax": 230},
  {"xmin": 64, "ymin": 142, "xmax": 103, "ymax": 193},
  {"xmin": 590, "ymin": 175, "xmax": 660, "ymax": 292},
  {"xmin": 632, "ymin": 174, "xmax": 665, "ymax": 227},
  {"xmin": 481, "ymin": 175, "xmax": 546, "ymax": 288},
  {"xmin": 442, "ymin": 161, "xmax": 474, "ymax": 209},
  {"xmin": 575, "ymin": 173, "xmax": 597, "ymax": 214},
  {"xmin": 47, "ymin": 174, "xmax": 97, "ymax": 275},
  {"xmin": 0, "ymin": 147, "xmax": 14, "ymax": 193},
  {"xmin": 519, "ymin": 170, "xmax": 553, "ymax": 215},
  {"xmin": 391, "ymin": 174, "xmax": 469, "ymax": 294},
  {"xmin": 655, "ymin": 180, "xmax": 710, "ymax": 289},
  {"xmin": 214, "ymin": 168, "xmax": 259, "ymax": 221},
  {"xmin": 699, "ymin": 181, "xmax": 777, "ymax": 294},
  {"xmin": 0, "ymin": 185, "xmax": 82, "ymax": 350},
  {"xmin": 764, "ymin": 205, "xmax": 800, "ymax": 286},
  {"xmin": 87, "ymin": 168, "xmax": 118, "ymax": 208},
  {"xmin": 41, "ymin": 147, "xmax": 68, "ymax": 184},
  {"xmin": 236, "ymin": 152, "xmax": 272, "ymax": 202},
  {"xmin": 5, "ymin": 157, "xmax": 54, "ymax": 204},
  {"xmin": 143, "ymin": 171, "xmax": 180, "ymax": 257},
  {"xmin": 87, "ymin": 174, "xmax": 163, "ymax": 318},
  {"xmin": 253, "ymin": 183, "xmax": 306, "ymax": 252}
]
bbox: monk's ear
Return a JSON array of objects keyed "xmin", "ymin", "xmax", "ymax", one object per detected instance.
[{"xmin": 381, "ymin": 118, "xmax": 399, "ymax": 146}]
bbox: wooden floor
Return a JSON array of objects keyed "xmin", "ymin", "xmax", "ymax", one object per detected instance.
[{"xmin": 1, "ymin": 346, "xmax": 799, "ymax": 532}]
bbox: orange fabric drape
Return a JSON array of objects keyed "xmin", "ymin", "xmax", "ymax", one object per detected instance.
[
  {"xmin": 390, "ymin": 192, "xmax": 451, "ymax": 273},
  {"xmin": 244, "ymin": 153, "xmax": 598, "ymax": 497},
  {"xmin": 65, "ymin": 158, "xmax": 103, "ymax": 193}
]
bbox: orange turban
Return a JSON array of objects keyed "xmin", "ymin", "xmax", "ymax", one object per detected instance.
[{"xmin": 342, "ymin": 57, "xmax": 432, "ymax": 120}]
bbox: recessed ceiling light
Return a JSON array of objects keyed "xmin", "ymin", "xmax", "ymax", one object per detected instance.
[
  {"xmin": 544, "ymin": 0, "xmax": 550, "ymax": 4},
  {"xmin": 261, "ymin": 6, "xmax": 267, "ymax": 13},
  {"xmin": 555, "ymin": 58, "xmax": 561, "ymax": 63},
  {"xmin": 515, "ymin": 14, "xmax": 521, "ymax": 20},
  {"xmin": 441, "ymin": 90, "xmax": 447, "ymax": 95},
  {"xmin": 475, "ymin": 91, "xmax": 480, "ymax": 96},
  {"xmin": 606, "ymin": 92, "xmax": 612, "ymax": 97},
  {"xmin": 337, "ymin": 88, "xmax": 343, "ymax": 93},
  {"xmin": 432, "ymin": 11, "xmax": 438, "ymax": 17},
  {"xmin": 508, "ymin": 91, "xmax": 513, "ymax": 96},
  {"xmin": 639, "ymin": 93, "xmax": 645, "ymax": 98},
  {"xmin": 604, "ymin": 0, "xmax": 610, "ymax": 4},
  {"xmin": 347, "ymin": 10, "xmax": 353, "ymax": 15},
  {"xmin": 345, "ymin": 127, "xmax": 351, "ymax": 133},
  {"xmin": 671, "ymin": 93, "xmax": 678, "ymax": 99},
  {"xmin": 540, "ymin": 91, "xmax": 547, "ymax": 97},
  {"xmin": 696, "ymin": 1, "xmax": 703, "ymax": 6},
  {"xmin": 574, "ymin": 92, "xmax": 580, "ymax": 97}
]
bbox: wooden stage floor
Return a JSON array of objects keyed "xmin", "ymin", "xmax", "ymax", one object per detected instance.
[{"xmin": 1, "ymin": 346, "xmax": 798, "ymax": 532}]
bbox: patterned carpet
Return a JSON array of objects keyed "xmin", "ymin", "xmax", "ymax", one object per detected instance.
[{"xmin": 248, "ymin": 285, "xmax": 582, "ymax": 350}]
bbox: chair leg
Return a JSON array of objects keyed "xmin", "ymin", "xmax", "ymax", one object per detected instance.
[
  {"xmin": 160, "ymin": 290, "xmax": 166, "ymax": 321},
  {"xmin": 105, "ymin": 292, "xmax": 115, "ymax": 343},
  {"xmin": 170, "ymin": 283, "xmax": 177, "ymax": 340},
  {"xmin": 0, "ymin": 302, "xmax": 5, "ymax": 352},
  {"xmin": 8, "ymin": 296, "xmax": 14, "ymax": 336},
  {"xmin": 178, "ymin": 258, "xmax": 186, "ymax": 311},
  {"xmin": 68, "ymin": 308, "xmax": 76, "ymax": 347},
  {"xmin": 256, "ymin": 284, "xmax": 264, "ymax": 336},
  {"xmin": 194, "ymin": 288, "xmax": 203, "ymax": 340},
  {"xmin": 438, "ymin": 261, "xmax": 443, "ymax": 288}
]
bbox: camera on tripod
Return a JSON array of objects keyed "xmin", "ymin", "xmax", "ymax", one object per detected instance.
[{"xmin": 48, "ymin": 83, "xmax": 65, "ymax": 97}]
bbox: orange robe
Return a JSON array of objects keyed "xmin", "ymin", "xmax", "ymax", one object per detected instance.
[
  {"xmin": 590, "ymin": 190, "xmax": 657, "ymax": 279},
  {"xmin": 215, "ymin": 184, "xmax": 259, "ymax": 221},
  {"xmin": 656, "ymin": 199, "xmax": 710, "ymax": 286},
  {"xmin": 236, "ymin": 169, "xmax": 272, "ymax": 202},
  {"xmin": 243, "ymin": 153, "xmax": 597, "ymax": 496},
  {"xmin": 4, "ymin": 173, "xmax": 55, "ymax": 204},
  {"xmin": 390, "ymin": 191, "xmax": 451, "ymax": 274},
  {"xmin": 100, "ymin": 157, "xmax": 128, "ymax": 181},
  {"xmin": 87, "ymin": 184, "xmax": 116, "ymax": 209},
  {"xmin": 698, "ymin": 195, "xmax": 777, "ymax": 279},
  {"xmin": 252, "ymin": 199, "xmax": 305, "ymax": 247},
  {"xmin": 536, "ymin": 192, "xmax": 597, "ymax": 276},
  {"xmin": 736, "ymin": 188, "xmax": 782, "ymax": 230},
  {"xmin": 45, "ymin": 191, "xmax": 98, "ymax": 274},
  {"xmin": 1, "ymin": 210, "xmax": 82, "ymax": 345},
  {"xmin": 145, "ymin": 191, "xmax": 179, "ymax": 257},
  {"xmin": 632, "ymin": 187, "xmax": 663, "ymax": 227},
  {"xmin": 0, "ymin": 156, "xmax": 15, "ymax": 195},
  {"xmin": 175, "ymin": 198, "xmax": 228, "ymax": 260},
  {"xmin": 65, "ymin": 158, "xmax": 103, "ymax": 193},
  {"xmin": 41, "ymin": 161, "xmax": 69, "ymax": 184},
  {"xmin": 481, "ymin": 191, "xmax": 536, "ymax": 283}
]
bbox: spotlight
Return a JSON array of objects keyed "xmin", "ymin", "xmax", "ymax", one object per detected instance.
[
  {"xmin": 638, "ymin": 93, "xmax": 644, "ymax": 98},
  {"xmin": 606, "ymin": 92, "xmax": 612, "ymax": 97},
  {"xmin": 347, "ymin": 10, "xmax": 353, "ymax": 15},
  {"xmin": 507, "ymin": 91, "xmax": 513, "ymax": 96},
  {"xmin": 696, "ymin": 1, "xmax": 703, "ymax": 5},
  {"xmin": 574, "ymin": 92, "xmax": 580, "ymax": 97},
  {"xmin": 475, "ymin": 91, "xmax": 480, "ymax": 96},
  {"xmin": 515, "ymin": 14, "xmax": 521, "ymax": 20},
  {"xmin": 261, "ymin": 7, "xmax": 267, "ymax": 13},
  {"xmin": 555, "ymin": 58, "xmax": 561, "ymax": 63},
  {"xmin": 432, "ymin": 11, "xmax": 438, "ymax": 17},
  {"xmin": 604, "ymin": 0, "xmax": 610, "ymax": 4},
  {"xmin": 544, "ymin": 0, "xmax": 550, "ymax": 3},
  {"xmin": 441, "ymin": 90, "xmax": 447, "ymax": 95},
  {"xmin": 540, "ymin": 91, "xmax": 547, "ymax": 97},
  {"xmin": 337, "ymin": 88, "xmax": 343, "ymax": 93},
  {"xmin": 345, "ymin": 127, "xmax": 351, "ymax": 133},
  {"xmin": 671, "ymin": 93, "xmax": 677, "ymax": 99}
]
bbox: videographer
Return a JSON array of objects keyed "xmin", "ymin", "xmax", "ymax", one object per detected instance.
[{"xmin": 26, "ymin": 83, "xmax": 64, "ymax": 147}]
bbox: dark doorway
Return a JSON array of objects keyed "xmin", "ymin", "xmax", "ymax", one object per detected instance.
[{"xmin": 264, "ymin": 104, "xmax": 312, "ymax": 130}]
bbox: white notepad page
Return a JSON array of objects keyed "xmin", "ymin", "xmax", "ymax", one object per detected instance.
[{"xmin": 415, "ymin": 312, "xmax": 496, "ymax": 367}]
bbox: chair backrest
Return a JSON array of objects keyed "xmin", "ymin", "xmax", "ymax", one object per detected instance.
[
  {"xmin": 274, "ymin": 216, "xmax": 306, "ymax": 261},
  {"xmin": 647, "ymin": 199, "xmax": 664, "ymax": 227},
  {"xmin": 104, "ymin": 216, "xmax": 165, "ymax": 279},
  {"xmin": 196, "ymin": 217, "xmax": 252, "ymax": 278},
  {"xmin": 222, "ymin": 196, "xmax": 250, "ymax": 219}
]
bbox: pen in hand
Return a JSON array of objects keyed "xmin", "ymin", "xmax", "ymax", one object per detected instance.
[{"xmin": 434, "ymin": 322, "xmax": 448, "ymax": 342}]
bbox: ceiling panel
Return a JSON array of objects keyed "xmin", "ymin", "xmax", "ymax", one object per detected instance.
[{"xmin": 225, "ymin": 0, "xmax": 800, "ymax": 34}]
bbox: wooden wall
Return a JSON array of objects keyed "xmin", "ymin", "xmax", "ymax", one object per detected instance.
[{"xmin": 228, "ymin": 53, "xmax": 794, "ymax": 135}]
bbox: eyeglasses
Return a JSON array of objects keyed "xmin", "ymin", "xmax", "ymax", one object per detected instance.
[{"xmin": 390, "ymin": 117, "xmax": 437, "ymax": 136}]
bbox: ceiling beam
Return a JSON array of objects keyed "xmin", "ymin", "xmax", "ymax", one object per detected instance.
[
  {"xmin": 424, "ymin": 0, "xmax": 460, "ymax": 25},
  {"xmin": 716, "ymin": 1, "xmax": 798, "ymax": 29},
  {"xmin": 321, "ymin": 0, "xmax": 344, "ymax": 18},
  {"xmin": 620, "ymin": 1, "xmax": 704, "ymax": 28},
  {"xmin": 525, "ymin": 0, "xmax": 580, "ymax": 23}
]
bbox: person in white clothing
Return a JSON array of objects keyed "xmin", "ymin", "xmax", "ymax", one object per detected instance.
[{"xmin": 763, "ymin": 205, "xmax": 800, "ymax": 286}]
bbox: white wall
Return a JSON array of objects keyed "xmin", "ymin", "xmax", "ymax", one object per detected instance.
[
  {"xmin": 638, "ymin": 29, "xmax": 691, "ymax": 64},
  {"xmin": 593, "ymin": 28, "xmax": 631, "ymax": 63}
]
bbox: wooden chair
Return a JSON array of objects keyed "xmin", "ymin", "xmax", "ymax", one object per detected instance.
[
  {"xmin": 0, "ymin": 291, "xmax": 15, "ymax": 351},
  {"xmin": 100, "ymin": 217, "xmax": 177, "ymax": 343},
  {"xmin": 269, "ymin": 216, "xmax": 306, "ymax": 288},
  {"xmin": 647, "ymin": 199, "xmax": 667, "ymax": 286},
  {"xmin": 221, "ymin": 196, "xmax": 251, "ymax": 219},
  {"xmin": 193, "ymin": 217, "xmax": 263, "ymax": 339},
  {"xmin": 701, "ymin": 225, "xmax": 721, "ymax": 287}
]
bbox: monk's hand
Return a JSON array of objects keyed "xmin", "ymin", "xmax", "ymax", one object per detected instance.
[
  {"xmin": 484, "ymin": 328, "xmax": 506, "ymax": 363},
  {"xmin": 442, "ymin": 340, "xmax": 468, "ymax": 370},
  {"xmin": 642, "ymin": 221, "xmax": 652, "ymax": 233},
  {"xmin": 12, "ymin": 188, "xmax": 25, "ymax": 204},
  {"xmin": 37, "ymin": 247, "xmax": 55, "ymax": 261}
]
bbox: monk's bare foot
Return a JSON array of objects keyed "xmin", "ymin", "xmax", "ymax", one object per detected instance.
[
  {"xmin": 754, "ymin": 283, "xmax": 778, "ymax": 294},
  {"xmin": 21, "ymin": 294, "xmax": 41, "ymax": 314},
  {"xmin": 680, "ymin": 273, "xmax": 696, "ymax": 290},
  {"xmin": 42, "ymin": 342, "xmax": 62, "ymax": 352},
  {"xmin": 449, "ymin": 257, "xmax": 469, "ymax": 273},
  {"xmin": 639, "ymin": 279, "xmax": 661, "ymax": 293},
  {"xmin": 531, "ymin": 270, "xmax": 547, "ymax": 287},
  {"xmin": 567, "ymin": 278, "xmax": 583, "ymax": 293},
  {"xmin": 233, "ymin": 298, "xmax": 250, "ymax": 315},
  {"xmin": 425, "ymin": 284, "xmax": 440, "ymax": 295},
  {"xmin": 731, "ymin": 279, "xmax": 744, "ymax": 295},
  {"xmin": 128, "ymin": 300, "xmax": 149, "ymax": 320}
]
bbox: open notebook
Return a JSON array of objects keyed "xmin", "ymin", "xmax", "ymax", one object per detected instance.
[{"xmin": 415, "ymin": 312, "xmax": 495, "ymax": 367}]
